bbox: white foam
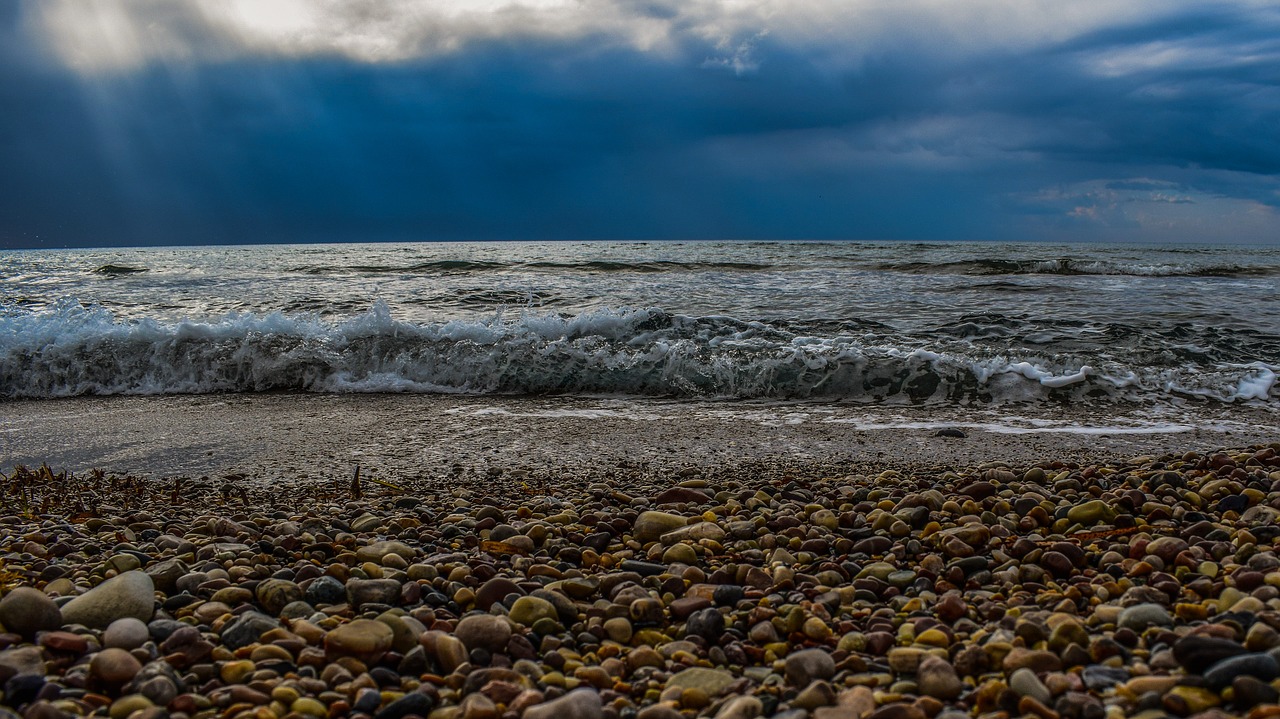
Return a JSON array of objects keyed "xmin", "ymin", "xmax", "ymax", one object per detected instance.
[{"xmin": 0, "ymin": 300, "xmax": 1275, "ymax": 406}]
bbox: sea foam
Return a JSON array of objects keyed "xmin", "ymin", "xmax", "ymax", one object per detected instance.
[{"xmin": 1, "ymin": 300, "xmax": 1274, "ymax": 406}]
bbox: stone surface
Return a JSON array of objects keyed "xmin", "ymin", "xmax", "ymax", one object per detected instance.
[
  {"xmin": 455, "ymin": 614, "xmax": 512, "ymax": 652},
  {"xmin": 634, "ymin": 512, "xmax": 690, "ymax": 542},
  {"xmin": 1117, "ymin": 603, "xmax": 1173, "ymax": 632},
  {"xmin": 526, "ymin": 689, "xmax": 604, "ymax": 719},
  {"xmin": 255, "ymin": 578, "xmax": 302, "ymax": 615},
  {"xmin": 0, "ymin": 587, "xmax": 62, "ymax": 640},
  {"xmin": 90, "ymin": 647, "xmax": 143, "ymax": 685},
  {"xmin": 916, "ymin": 656, "xmax": 963, "ymax": 700},
  {"xmin": 667, "ymin": 667, "xmax": 736, "ymax": 696},
  {"xmin": 103, "ymin": 617, "xmax": 150, "ymax": 650},
  {"xmin": 60, "ymin": 571, "xmax": 155, "ymax": 629},
  {"xmin": 785, "ymin": 648, "xmax": 836, "ymax": 686},
  {"xmin": 325, "ymin": 618, "xmax": 395, "ymax": 660},
  {"xmin": 221, "ymin": 611, "xmax": 278, "ymax": 650}
]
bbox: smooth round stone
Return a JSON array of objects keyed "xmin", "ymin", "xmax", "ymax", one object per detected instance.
[
  {"xmin": 350, "ymin": 514, "xmax": 385, "ymax": 533},
  {"xmin": 303, "ymin": 576, "xmax": 347, "ymax": 606},
  {"xmin": 102, "ymin": 617, "xmax": 150, "ymax": 650},
  {"xmin": 209, "ymin": 586, "xmax": 254, "ymax": 605},
  {"xmin": 136, "ymin": 676, "xmax": 178, "ymax": 707},
  {"xmin": 1009, "ymin": 668, "xmax": 1051, "ymax": 704},
  {"xmin": 686, "ymin": 607, "xmax": 723, "ymax": 641},
  {"xmin": 324, "ymin": 618, "xmax": 394, "ymax": 660},
  {"xmin": 1117, "ymin": 604, "xmax": 1173, "ymax": 632},
  {"xmin": 603, "ymin": 617, "xmax": 633, "ymax": 644},
  {"xmin": 346, "ymin": 578, "xmax": 401, "ymax": 609},
  {"xmin": 1067, "ymin": 500, "xmax": 1114, "ymax": 526},
  {"xmin": 716, "ymin": 696, "xmax": 762, "ymax": 719},
  {"xmin": 40, "ymin": 630, "xmax": 89, "ymax": 653},
  {"xmin": 279, "ymin": 600, "xmax": 314, "ymax": 620},
  {"xmin": 355, "ymin": 540, "xmax": 415, "ymax": 564},
  {"xmin": 634, "ymin": 512, "xmax": 689, "ymax": 542},
  {"xmin": 377, "ymin": 692, "xmax": 437, "ymax": 719},
  {"xmin": 1203, "ymin": 653, "xmax": 1279, "ymax": 689},
  {"xmin": 0, "ymin": 587, "xmax": 63, "ymax": 640},
  {"xmin": 886, "ymin": 570, "xmax": 916, "ymax": 588},
  {"xmin": 667, "ymin": 667, "xmax": 736, "ymax": 696},
  {"xmin": 475, "ymin": 578, "xmax": 522, "ymax": 611},
  {"xmin": 255, "ymin": 579, "xmax": 303, "ymax": 615},
  {"xmin": 220, "ymin": 659, "xmax": 255, "ymax": 684},
  {"xmin": 423, "ymin": 631, "xmax": 469, "ymax": 673},
  {"xmin": 662, "ymin": 544, "xmax": 699, "ymax": 565},
  {"xmin": 455, "ymin": 614, "xmax": 512, "ymax": 652},
  {"xmin": 523, "ymin": 688, "xmax": 603, "ymax": 719},
  {"xmin": 916, "ymin": 656, "xmax": 962, "ymax": 700},
  {"xmin": 792, "ymin": 680, "xmax": 838, "ymax": 710},
  {"xmin": 60, "ymin": 571, "xmax": 155, "ymax": 629},
  {"xmin": 802, "ymin": 617, "xmax": 832, "ymax": 641},
  {"xmin": 784, "ymin": 649, "xmax": 836, "ymax": 687},
  {"xmin": 509, "ymin": 596, "xmax": 558, "ymax": 627},
  {"xmin": 90, "ymin": 647, "xmax": 143, "ymax": 685},
  {"xmin": 221, "ymin": 611, "xmax": 279, "ymax": 651},
  {"xmin": 108, "ymin": 694, "xmax": 153, "ymax": 719},
  {"xmin": 292, "ymin": 697, "xmax": 328, "ymax": 717},
  {"xmin": 105, "ymin": 555, "xmax": 142, "ymax": 574}
]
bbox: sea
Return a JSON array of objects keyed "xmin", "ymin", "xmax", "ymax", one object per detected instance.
[{"xmin": 1, "ymin": 241, "xmax": 1277, "ymax": 415}]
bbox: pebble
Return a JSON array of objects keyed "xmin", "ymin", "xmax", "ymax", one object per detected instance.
[
  {"xmin": 325, "ymin": 618, "xmax": 395, "ymax": 660},
  {"xmin": 509, "ymin": 596, "xmax": 558, "ymax": 626},
  {"xmin": 916, "ymin": 656, "xmax": 962, "ymax": 700},
  {"xmin": 523, "ymin": 688, "xmax": 603, "ymax": 719},
  {"xmin": 58, "ymin": 571, "xmax": 155, "ymax": 629},
  {"xmin": 0, "ymin": 587, "xmax": 62, "ymax": 640},
  {"xmin": 455, "ymin": 614, "xmax": 512, "ymax": 652},
  {"xmin": 89, "ymin": 647, "xmax": 142, "ymax": 685},
  {"xmin": 0, "ymin": 443, "xmax": 1277, "ymax": 719},
  {"xmin": 1009, "ymin": 667, "xmax": 1051, "ymax": 705},
  {"xmin": 102, "ymin": 617, "xmax": 150, "ymax": 650},
  {"xmin": 1116, "ymin": 603, "xmax": 1172, "ymax": 632},
  {"xmin": 633, "ymin": 511, "xmax": 689, "ymax": 542},
  {"xmin": 667, "ymin": 667, "xmax": 736, "ymax": 696},
  {"xmin": 785, "ymin": 648, "xmax": 836, "ymax": 686},
  {"xmin": 255, "ymin": 578, "xmax": 302, "ymax": 615}
]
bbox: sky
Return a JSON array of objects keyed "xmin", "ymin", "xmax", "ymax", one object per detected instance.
[{"xmin": 1, "ymin": 1, "xmax": 1278, "ymax": 248}]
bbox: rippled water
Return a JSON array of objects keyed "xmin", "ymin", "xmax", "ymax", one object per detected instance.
[{"xmin": 1, "ymin": 241, "xmax": 1276, "ymax": 406}]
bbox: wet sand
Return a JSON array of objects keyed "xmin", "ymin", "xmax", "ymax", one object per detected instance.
[{"xmin": 2, "ymin": 394, "xmax": 1275, "ymax": 487}]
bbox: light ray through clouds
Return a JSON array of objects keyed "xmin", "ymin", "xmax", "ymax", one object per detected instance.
[{"xmin": 2, "ymin": 0, "xmax": 1278, "ymax": 247}]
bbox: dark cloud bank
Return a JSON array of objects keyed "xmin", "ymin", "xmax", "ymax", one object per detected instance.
[{"xmin": 1, "ymin": 3, "xmax": 1278, "ymax": 248}]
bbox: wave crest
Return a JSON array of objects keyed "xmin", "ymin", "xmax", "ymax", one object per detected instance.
[{"xmin": 0, "ymin": 301, "xmax": 1274, "ymax": 404}]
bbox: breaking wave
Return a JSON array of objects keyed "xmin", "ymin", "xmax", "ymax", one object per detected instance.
[
  {"xmin": 1, "ymin": 300, "xmax": 1274, "ymax": 405},
  {"xmin": 879, "ymin": 258, "xmax": 1279, "ymax": 277},
  {"xmin": 290, "ymin": 259, "xmax": 775, "ymax": 275}
]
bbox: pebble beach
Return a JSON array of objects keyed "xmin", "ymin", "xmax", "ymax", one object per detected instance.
[{"xmin": 5, "ymin": 442, "xmax": 1280, "ymax": 719}]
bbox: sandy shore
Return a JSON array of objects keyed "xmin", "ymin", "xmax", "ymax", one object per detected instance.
[
  {"xmin": 1, "ymin": 394, "xmax": 1276, "ymax": 488},
  {"xmin": 3, "ymin": 393, "xmax": 1280, "ymax": 719}
]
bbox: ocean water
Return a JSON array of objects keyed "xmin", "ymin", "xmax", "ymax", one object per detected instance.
[{"xmin": 1, "ymin": 241, "xmax": 1276, "ymax": 409}]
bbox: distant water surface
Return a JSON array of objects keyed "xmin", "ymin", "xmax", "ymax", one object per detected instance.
[{"xmin": 1, "ymin": 241, "xmax": 1276, "ymax": 408}]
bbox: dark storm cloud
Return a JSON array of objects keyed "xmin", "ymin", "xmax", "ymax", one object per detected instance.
[{"xmin": 1, "ymin": 1, "xmax": 1277, "ymax": 248}]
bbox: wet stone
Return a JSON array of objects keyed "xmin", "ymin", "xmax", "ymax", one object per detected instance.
[
  {"xmin": 59, "ymin": 572, "xmax": 155, "ymax": 629},
  {"xmin": 0, "ymin": 588, "xmax": 62, "ymax": 641},
  {"xmin": 102, "ymin": 617, "xmax": 150, "ymax": 650},
  {"xmin": 1203, "ymin": 652, "xmax": 1279, "ymax": 689},
  {"xmin": 785, "ymin": 648, "xmax": 836, "ymax": 687},
  {"xmin": 455, "ymin": 614, "xmax": 512, "ymax": 653},
  {"xmin": 220, "ymin": 611, "xmax": 278, "ymax": 651}
]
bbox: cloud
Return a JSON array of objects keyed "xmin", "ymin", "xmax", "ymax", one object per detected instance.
[{"xmin": 2, "ymin": 0, "xmax": 1278, "ymax": 246}]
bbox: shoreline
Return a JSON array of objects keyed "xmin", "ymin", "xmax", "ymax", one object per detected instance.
[{"xmin": 1, "ymin": 394, "xmax": 1276, "ymax": 487}]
